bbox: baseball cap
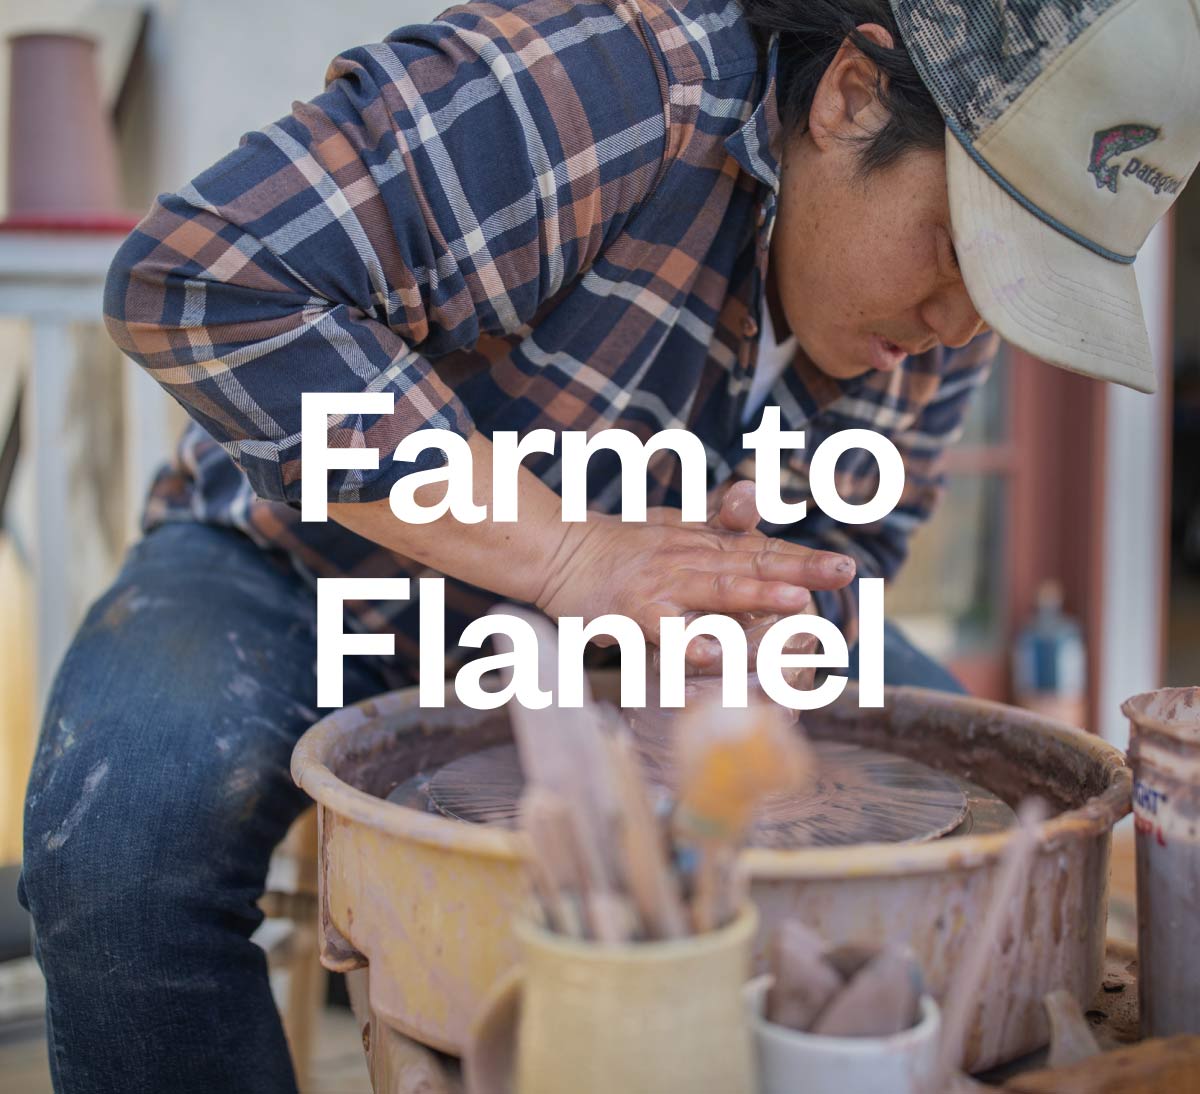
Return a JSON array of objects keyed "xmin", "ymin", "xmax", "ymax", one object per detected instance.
[{"xmin": 891, "ymin": 0, "xmax": 1200, "ymax": 394}]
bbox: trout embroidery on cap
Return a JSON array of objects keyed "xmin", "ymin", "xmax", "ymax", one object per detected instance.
[{"xmin": 1088, "ymin": 123, "xmax": 1180, "ymax": 195}]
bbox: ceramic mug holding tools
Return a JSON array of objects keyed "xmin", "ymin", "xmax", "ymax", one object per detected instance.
[
  {"xmin": 465, "ymin": 905, "xmax": 758, "ymax": 1094},
  {"xmin": 743, "ymin": 975, "xmax": 941, "ymax": 1094}
]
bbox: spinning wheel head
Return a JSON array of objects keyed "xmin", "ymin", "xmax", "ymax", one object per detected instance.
[{"xmin": 424, "ymin": 741, "xmax": 975, "ymax": 847}]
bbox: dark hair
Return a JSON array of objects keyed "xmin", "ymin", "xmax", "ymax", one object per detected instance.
[{"xmin": 739, "ymin": 0, "xmax": 944, "ymax": 174}]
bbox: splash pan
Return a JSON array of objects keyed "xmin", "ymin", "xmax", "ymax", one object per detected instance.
[{"xmin": 291, "ymin": 679, "xmax": 1130, "ymax": 1070}]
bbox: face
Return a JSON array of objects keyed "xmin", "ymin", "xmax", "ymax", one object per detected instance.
[{"xmin": 769, "ymin": 26, "xmax": 988, "ymax": 380}]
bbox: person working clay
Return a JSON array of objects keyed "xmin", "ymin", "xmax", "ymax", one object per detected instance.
[{"xmin": 20, "ymin": 0, "xmax": 1198, "ymax": 1090}]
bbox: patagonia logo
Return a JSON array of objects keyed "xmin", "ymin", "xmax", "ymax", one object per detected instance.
[{"xmin": 1089, "ymin": 124, "xmax": 1181, "ymax": 196}]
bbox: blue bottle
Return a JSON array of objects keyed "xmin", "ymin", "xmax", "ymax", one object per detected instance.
[{"xmin": 1012, "ymin": 581, "xmax": 1087, "ymax": 726}]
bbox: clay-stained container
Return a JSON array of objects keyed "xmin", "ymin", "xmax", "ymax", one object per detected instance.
[
  {"xmin": 1122, "ymin": 686, "xmax": 1200, "ymax": 1038},
  {"xmin": 466, "ymin": 907, "xmax": 757, "ymax": 1094},
  {"xmin": 291, "ymin": 681, "xmax": 1129, "ymax": 1070}
]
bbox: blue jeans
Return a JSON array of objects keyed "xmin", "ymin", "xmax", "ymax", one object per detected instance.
[
  {"xmin": 847, "ymin": 622, "xmax": 967, "ymax": 694},
  {"xmin": 20, "ymin": 523, "xmax": 960, "ymax": 1092},
  {"xmin": 19, "ymin": 524, "xmax": 391, "ymax": 1093}
]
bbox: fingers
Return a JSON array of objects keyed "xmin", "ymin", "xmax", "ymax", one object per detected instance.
[
  {"xmin": 707, "ymin": 543, "xmax": 855, "ymax": 591},
  {"xmin": 638, "ymin": 602, "xmax": 723, "ymax": 671},
  {"xmin": 742, "ymin": 611, "xmax": 818, "ymax": 653},
  {"xmin": 749, "ymin": 616, "xmax": 820, "ymax": 690},
  {"xmin": 704, "ymin": 487, "xmax": 855, "ymax": 589},
  {"xmin": 641, "ymin": 598, "xmax": 825, "ymax": 679},
  {"xmin": 686, "ymin": 639, "xmax": 723, "ymax": 672},
  {"xmin": 673, "ymin": 571, "xmax": 813, "ymax": 615},
  {"xmin": 713, "ymin": 479, "xmax": 759, "ymax": 533},
  {"xmin": 650, "ymin": 519, "xmax": 847, "ymax": 581},
  {"xmin": 649, "ymin": 609, "xmax": 822, "ymax": 678}
]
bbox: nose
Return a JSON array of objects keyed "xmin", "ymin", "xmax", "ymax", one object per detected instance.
[{"xmin": 924, "ymin": 282, "xmax": 989, "ymax": 349}]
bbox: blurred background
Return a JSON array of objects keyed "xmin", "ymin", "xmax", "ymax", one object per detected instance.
[{"xmin": 0, "ymin": 0, "xmax": 1193, "ymax": 1088}]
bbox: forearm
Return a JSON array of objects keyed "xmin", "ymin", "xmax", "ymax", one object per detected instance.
[{"xmin": 327, "ymin": 432, "xmax": 572, "ymax": 606}]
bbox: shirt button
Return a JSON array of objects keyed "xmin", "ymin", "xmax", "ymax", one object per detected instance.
[
  {"xmin": 757, "ymin": 207, "xmax": 767, "ymax": 227},
  {"xmin": 742, "ymin": 316, "xmax": 758, "ymax": 337}
]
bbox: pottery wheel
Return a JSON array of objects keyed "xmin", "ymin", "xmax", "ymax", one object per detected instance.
[{"xmin": 422, "ymin": 740, "xmax": 971, "ymax": 847}]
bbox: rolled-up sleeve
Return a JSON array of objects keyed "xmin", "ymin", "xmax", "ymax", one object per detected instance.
[{"xmin": 103, "ymin": 0, "xmax": 667, "ymax": 504}]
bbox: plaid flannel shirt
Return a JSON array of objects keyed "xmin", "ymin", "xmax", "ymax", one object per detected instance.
[{"xmin": 104, "ymin": 0, "xmax": 998, "ymax": 676}]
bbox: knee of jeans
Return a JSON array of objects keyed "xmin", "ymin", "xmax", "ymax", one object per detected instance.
[
  {"xmin": 22, "ymin": 757, "xmax": 136, "ymax": 945},
  {"xmin": 23, "ymin": 721, "xmax": 302, "ymax": 951},
  {"xmin": 22, "ymin": 748, "xmax": 245, "ymax": 948}
]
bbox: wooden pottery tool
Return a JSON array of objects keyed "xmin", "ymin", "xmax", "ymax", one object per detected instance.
[
  {"xmin": 519, "ymin": 789, "xmax": 586, "ymax": 939},
  {"xmin": 765, "ymin": 920, "xmax": 844, "ymax": 1032},
  {"xmin": 934, "ymin": 797, "xmax": 1050, "ymax": 1086},
  {"xmin": 495, "ymin": 607, "xmax": 629, "ymax": 942},
  {"xmin": 1042, "ymin": 989, "xmax": 1102, "ymax": 1069},
  {"xmin": 810, "ymin": 947, "xmax": 923, "ymax": 1038},
  {"xmin": 603, "ymin": 726, "xmax": 688, "ymax": 940}
]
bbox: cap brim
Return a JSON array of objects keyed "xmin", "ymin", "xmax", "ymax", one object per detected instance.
[{"xmin": 946, "ymin": 131, "xmax": 1157, "ymax": 394}]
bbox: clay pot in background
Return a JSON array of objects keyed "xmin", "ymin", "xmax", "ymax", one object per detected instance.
[{"xmin": 6, "ymin": 32, "xmax": 123, "ymax": 221}]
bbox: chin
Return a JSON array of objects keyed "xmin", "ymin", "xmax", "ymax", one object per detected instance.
[
  {"xmin": 794, "ymin": 326, "xmax": 874, "ymax": 381},
  {"xmin": 809, "ymin": 346, "xmax": 872, "ymax": 380}
]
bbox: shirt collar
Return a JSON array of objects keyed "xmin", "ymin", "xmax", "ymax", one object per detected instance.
[{"xmin": 724, "ymin": 32, "xmax": 783, "ymax": 191}]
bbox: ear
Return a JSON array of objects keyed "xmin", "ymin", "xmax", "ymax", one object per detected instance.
[{"xmin": 807, "ymin": 23, "xmax": 896, "ymax": 152}]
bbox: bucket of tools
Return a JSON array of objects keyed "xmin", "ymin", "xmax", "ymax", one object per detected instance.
[
  {"xmin": 466, "ymin": 904, "xmax": 758, "ymax": 1094},
  {"xmin": 463, "ymin": 608, "xmax": 809, "ymax": 1092}
]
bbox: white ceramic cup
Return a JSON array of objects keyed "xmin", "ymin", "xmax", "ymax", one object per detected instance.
[{"xmin": 745, "ymin": 975, "xmax": 942, "ymax": 1094}]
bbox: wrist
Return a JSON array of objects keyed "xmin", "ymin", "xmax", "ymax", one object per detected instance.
[{"xmin": 531, "ymin": 513, "xmax": 610, "ymax": 617}]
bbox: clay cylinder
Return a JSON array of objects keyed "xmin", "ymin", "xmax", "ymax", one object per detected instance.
[
  {"xmin": 1122, "ymin": 686, "xmax": 1200, "ymax": 1038},
  {"xmin": 6, "ymin": 33, "xmax": 122, "ymax": 218},
  {"xmin": 471, "ymin": 906, "xmax": 757, "ymax": 1094}
]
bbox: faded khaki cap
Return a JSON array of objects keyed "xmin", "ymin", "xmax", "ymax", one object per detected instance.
[{"xmin": 892, "ymin": 0, "xmax": 1200, "ymax": 393}]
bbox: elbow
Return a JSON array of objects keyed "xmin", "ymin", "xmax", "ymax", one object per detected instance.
[{"xmin": 102, "ymin": 210, "xmax": 167, "ymax": 365}]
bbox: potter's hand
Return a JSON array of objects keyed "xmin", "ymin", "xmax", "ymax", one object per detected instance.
[
  {"xmin": 536, "ymin": 498, "xmax": 854, "ymax": 669},
  {"xmin": 696, "ymin": 480, "xmax": 824, "ymax": 682}
]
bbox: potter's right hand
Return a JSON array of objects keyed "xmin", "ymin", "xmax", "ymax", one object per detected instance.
[{"xmin": 534, "ymin": 511, "xmax": 855, "ymax": 667}]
